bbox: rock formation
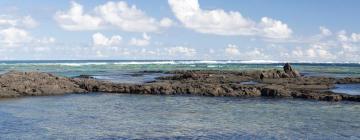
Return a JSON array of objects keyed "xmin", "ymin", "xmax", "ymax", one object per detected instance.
[
  {"xmin": 260, "ymin": 63, "xmax": 301, "ymax": 79},
  {"xmin": 0, "ymin": 64, "xmax": 359, "ymax": 102},
  {"xmin": 0, "ymin": 71, "xmax": 85, "ymax": 98}
]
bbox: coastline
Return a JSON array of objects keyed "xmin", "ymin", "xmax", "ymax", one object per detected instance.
[{"xmin": 0, "ymin": 63, "xmax": 359, "ymax": 102}]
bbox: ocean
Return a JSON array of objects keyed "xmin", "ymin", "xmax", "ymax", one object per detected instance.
[{"xmin": 0, "ymin": 60, "xmax": 359, "ymax": 139}]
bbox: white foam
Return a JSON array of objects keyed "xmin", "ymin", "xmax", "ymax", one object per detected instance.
[
  {"xmin": 237, "ymin": 60, "xmax": 282, "ymax": 64},
  {"xmin": 113, "ymin": 61, "xmax": 177, "ymax": 65}
]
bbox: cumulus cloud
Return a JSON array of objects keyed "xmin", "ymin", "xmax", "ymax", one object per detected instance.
[
  {"xmin": 351, "ymin": 33, "xmax": 360, "ymax": 42},
  {"xmin": 55, "ymin": 1, "xmax": 173, "ymax": 32},
  {"xmin": 337, "ymin": 30, "xmax": 360, "ymax": 43},
  {"xmin": 0, "ymin": 16, "xmax": 16, "ymax": 26},
  {"xmin": 0, "ymin": 27, "xmax": 55, "ymax": 47},
  {"xmin": 0, "ymin": 14, "xmax": 55, "ymax": 48},
  {"xmin": 225, "ymin": 44, "xmax": 240, "ymax": 56},
  {"xmin": 0, "ymin": 27, "xmax": 31, "ymax": 46},
  {"xmin": 306, "ymin": 43, "xmax": 333, "ymax": 59},
  {"xmin": 319, "ymin": 26, "xmax": 332, "ymax": 36},
  {"xmin": 129, "ymin": 33, "xmax": 151, "ymax": 46},
  {"xmin": 159, "ymin": 18, "xmax": 174, "ymax": 28},
  {"xmin": 168, "ymin": 0, "xmax": 292, "ymax": 39},
  {"xmin": 95, "ymin": 1, "xmax": 172, "ymax": 32},
  {"xmin": 166, "ymin": 46, "xmax": 196, "ymax": 56},
  {"xmin": 92, "ymin": 32, "xmax": 122, "ymax": 47},
  {"xmin": 259, "ymin": 17, "xmax": 292, "ymax": 39},
  {"xmin": 54, "ymin": 1, "xmax": 103, "ymax": 31},
  {"xmin": 277, "ymin": 28, "xmax": 360, "ymax": 62},
  {"xmin": 0, "ymin": 15, "xmax": 38, "ymax": 29}
]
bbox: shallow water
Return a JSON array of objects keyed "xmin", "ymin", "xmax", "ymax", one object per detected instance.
[
  {"xmin": 332, "ymin": 84, "xmax": 360, "ymax": 95},
  {"xmin": 0, "ymin": 60, "xmax": 359, "ymax": 139},
  {"xmin": 0, "ymin": 93, "xmax": 359, "ymax": 139}
]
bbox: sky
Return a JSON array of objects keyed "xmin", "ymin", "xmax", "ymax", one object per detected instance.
[{"xmin": 0, "ymin": 0, "xmax": 359, "ymax": 62}]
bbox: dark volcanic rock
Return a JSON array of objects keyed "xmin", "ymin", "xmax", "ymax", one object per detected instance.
[
  {"xmin": 283, "ymin": 63, "xmax": 301, "ymax": 78},
  {"xmin": 0, "ymin": 71, "xmax": 85, "ymax": 98},
  {"xmin": 259, "ymin": 63, "xmax": 300, "ymax": 79},
  {"xmin": 0, "ymin": 63, "xmax": 359, "ymax": 102},
  {"xmin": 74, "ymin": 75, "xmax": 94, "ymax": 79}
]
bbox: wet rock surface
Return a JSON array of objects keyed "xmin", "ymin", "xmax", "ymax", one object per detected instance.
[{"xmin": 0, "ymin": 64, "xmax": 359, "ymax": 102}]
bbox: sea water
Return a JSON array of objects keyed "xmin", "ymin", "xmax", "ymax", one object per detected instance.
[
  {"xmin": 0, "ymin": 60, "xmax": 359, "ymax": 139},
  {"xmin": 0, "ymin": 94, "xmax": 359, "ymax": 139}
]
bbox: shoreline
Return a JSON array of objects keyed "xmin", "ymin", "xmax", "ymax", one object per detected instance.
[{"xmin": 0, "ymin": 64, "xmax": 359, "ymax": 102}]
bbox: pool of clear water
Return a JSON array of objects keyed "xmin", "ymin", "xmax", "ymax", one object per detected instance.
[
  {"xmin": 332, "ymin": 84, "xmax": 360, "ymax": 95},
  {"xmin": 0, "ymin": 93, "xmax": 359, "ymax": 139}
]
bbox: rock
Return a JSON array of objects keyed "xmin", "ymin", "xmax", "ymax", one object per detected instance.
[
  {"xmin": 283, "ymin": 63, "xmax": 301, "ymax": 78},
  {"xmin": 0, "ymin": 69, "xmax": 359, "ymax": 102},
  {"xmin": 260, "ymin": 85, "xmax": 292, "ymax": 97},
  {"xmin": 0, "ymin": 71, "xmax": 85, "ymax": 98},
  {"xmin": 74, "ymin": 75, "xmax": 94, "ymax": 79},
  {"xmin": 258, "ymin": 63, "xmax": 301, "ymax": 79}
]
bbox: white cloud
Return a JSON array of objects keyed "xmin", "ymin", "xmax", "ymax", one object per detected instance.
[
  {"xmin": 159, "ymin": 18, "xmax": 173, "ymax": 28},
  {"xmin": 129, "ymin": 33, "xmax": 151, "ymax": 46},
  {"xmin": 0, "ymin": 16, "xmax": 16, "ymax": 26},
  {"xmin": 225, "ymin": 44, "xmax": 240, "ymax": 56},
  {"xmin": 244, "ymin": 48, "xmax": 266, "ymax": 58},
  {"xmin": 336, "ymin": 30, "xmax": 360, "ymax": 43},
  {"xmin": 0, "ymin": 27, "xmax": 31, "ymax": 47},
  {"xmin": 21, "ymin": 16, "xmax": 38, "ymax": 29},
  {"xmin": 55, "ymin": 1, "xmax": 173, "ymax": 32},
  {"xmin": 319, "ymin": 26, "xmax": 332, "ymax": 36},
  {"xmin": 168, "ymin": 0, "xmax": 292, "ymax": 39},
  {"xmin": 351, "ymin": 33, "xmax": 360, "ymax": 42},
  {"xmin": 168, "ymin": 0, "xmax": 256, "ymax": 36},
  {"xmin": 35, "ymin": 37, "xmax": 56, "ymax": 44},
  {"xmin": 95, "ymin": 1, "xmax": 173, "ymax": 32},
  {"xmin": 337, "ymin": 30, "xmax": 348, "ymax": 42},
  {"xmin": 54, "ymin": 1, "xmax": 103, "ymax": 31},
  {"xmin": 166, "ymin": 46, "xmax": 196, "ymax": 56},
  {"xmin": 92, "ymin": 32, "xmax": 122, "ymax": 47},
  {"xmin": 259, "ymin": 17, "xmax": 292, "ymax": 39},
  {"xmin": 0, "ymin": 27, "xmax": 55, "ymax": 48},
  {"xmin": 307, "ymin": 43, "xmax": 333, "ymax": 59},
  {"xmin": 0, "ymin": 14, "xmax": 54, "ymax": 48},
  {"xmin": 0, "ymin": 15, "xmax": 38, "ymax": 29}
]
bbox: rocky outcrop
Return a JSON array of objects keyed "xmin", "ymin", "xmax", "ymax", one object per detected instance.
[
  {"xmin": 283, "ymin": 63, "xmax": 301, "ymax": 77},
  {"xmin": 0, "ymin": 71, "xmax": 85, "ymax": 98},
  {"xmin": 0, "ymin": 64, "xmax": 359, "ymax": 102},
  {"xmin": 260, "ymin": 63, "xmax": 301, "ymax": 79}
]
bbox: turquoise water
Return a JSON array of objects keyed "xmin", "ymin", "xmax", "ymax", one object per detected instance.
[
  {"xmin": 0, "ymin": 94, "xmax": 359, "ymax": 139},
  {"xmin": 0, "ymin": 60, "xmax": 360, "ymax": 139},
  {"xmin": 0, "ymin": 60, "xmax": 360, "ymax": 79}
]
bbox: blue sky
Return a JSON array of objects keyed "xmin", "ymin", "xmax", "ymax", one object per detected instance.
[{"xmin": 0, "ymin": 0, "xmax": 359, "ymax": 62}]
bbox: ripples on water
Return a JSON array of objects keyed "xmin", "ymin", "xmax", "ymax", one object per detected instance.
[
  {"xmin": 0, "ymin": 60, "xmax": 359, "ymax": 139},
  {"xmin": 0, "ymin": 94, "xmax": 359, "ymax": 139}
]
